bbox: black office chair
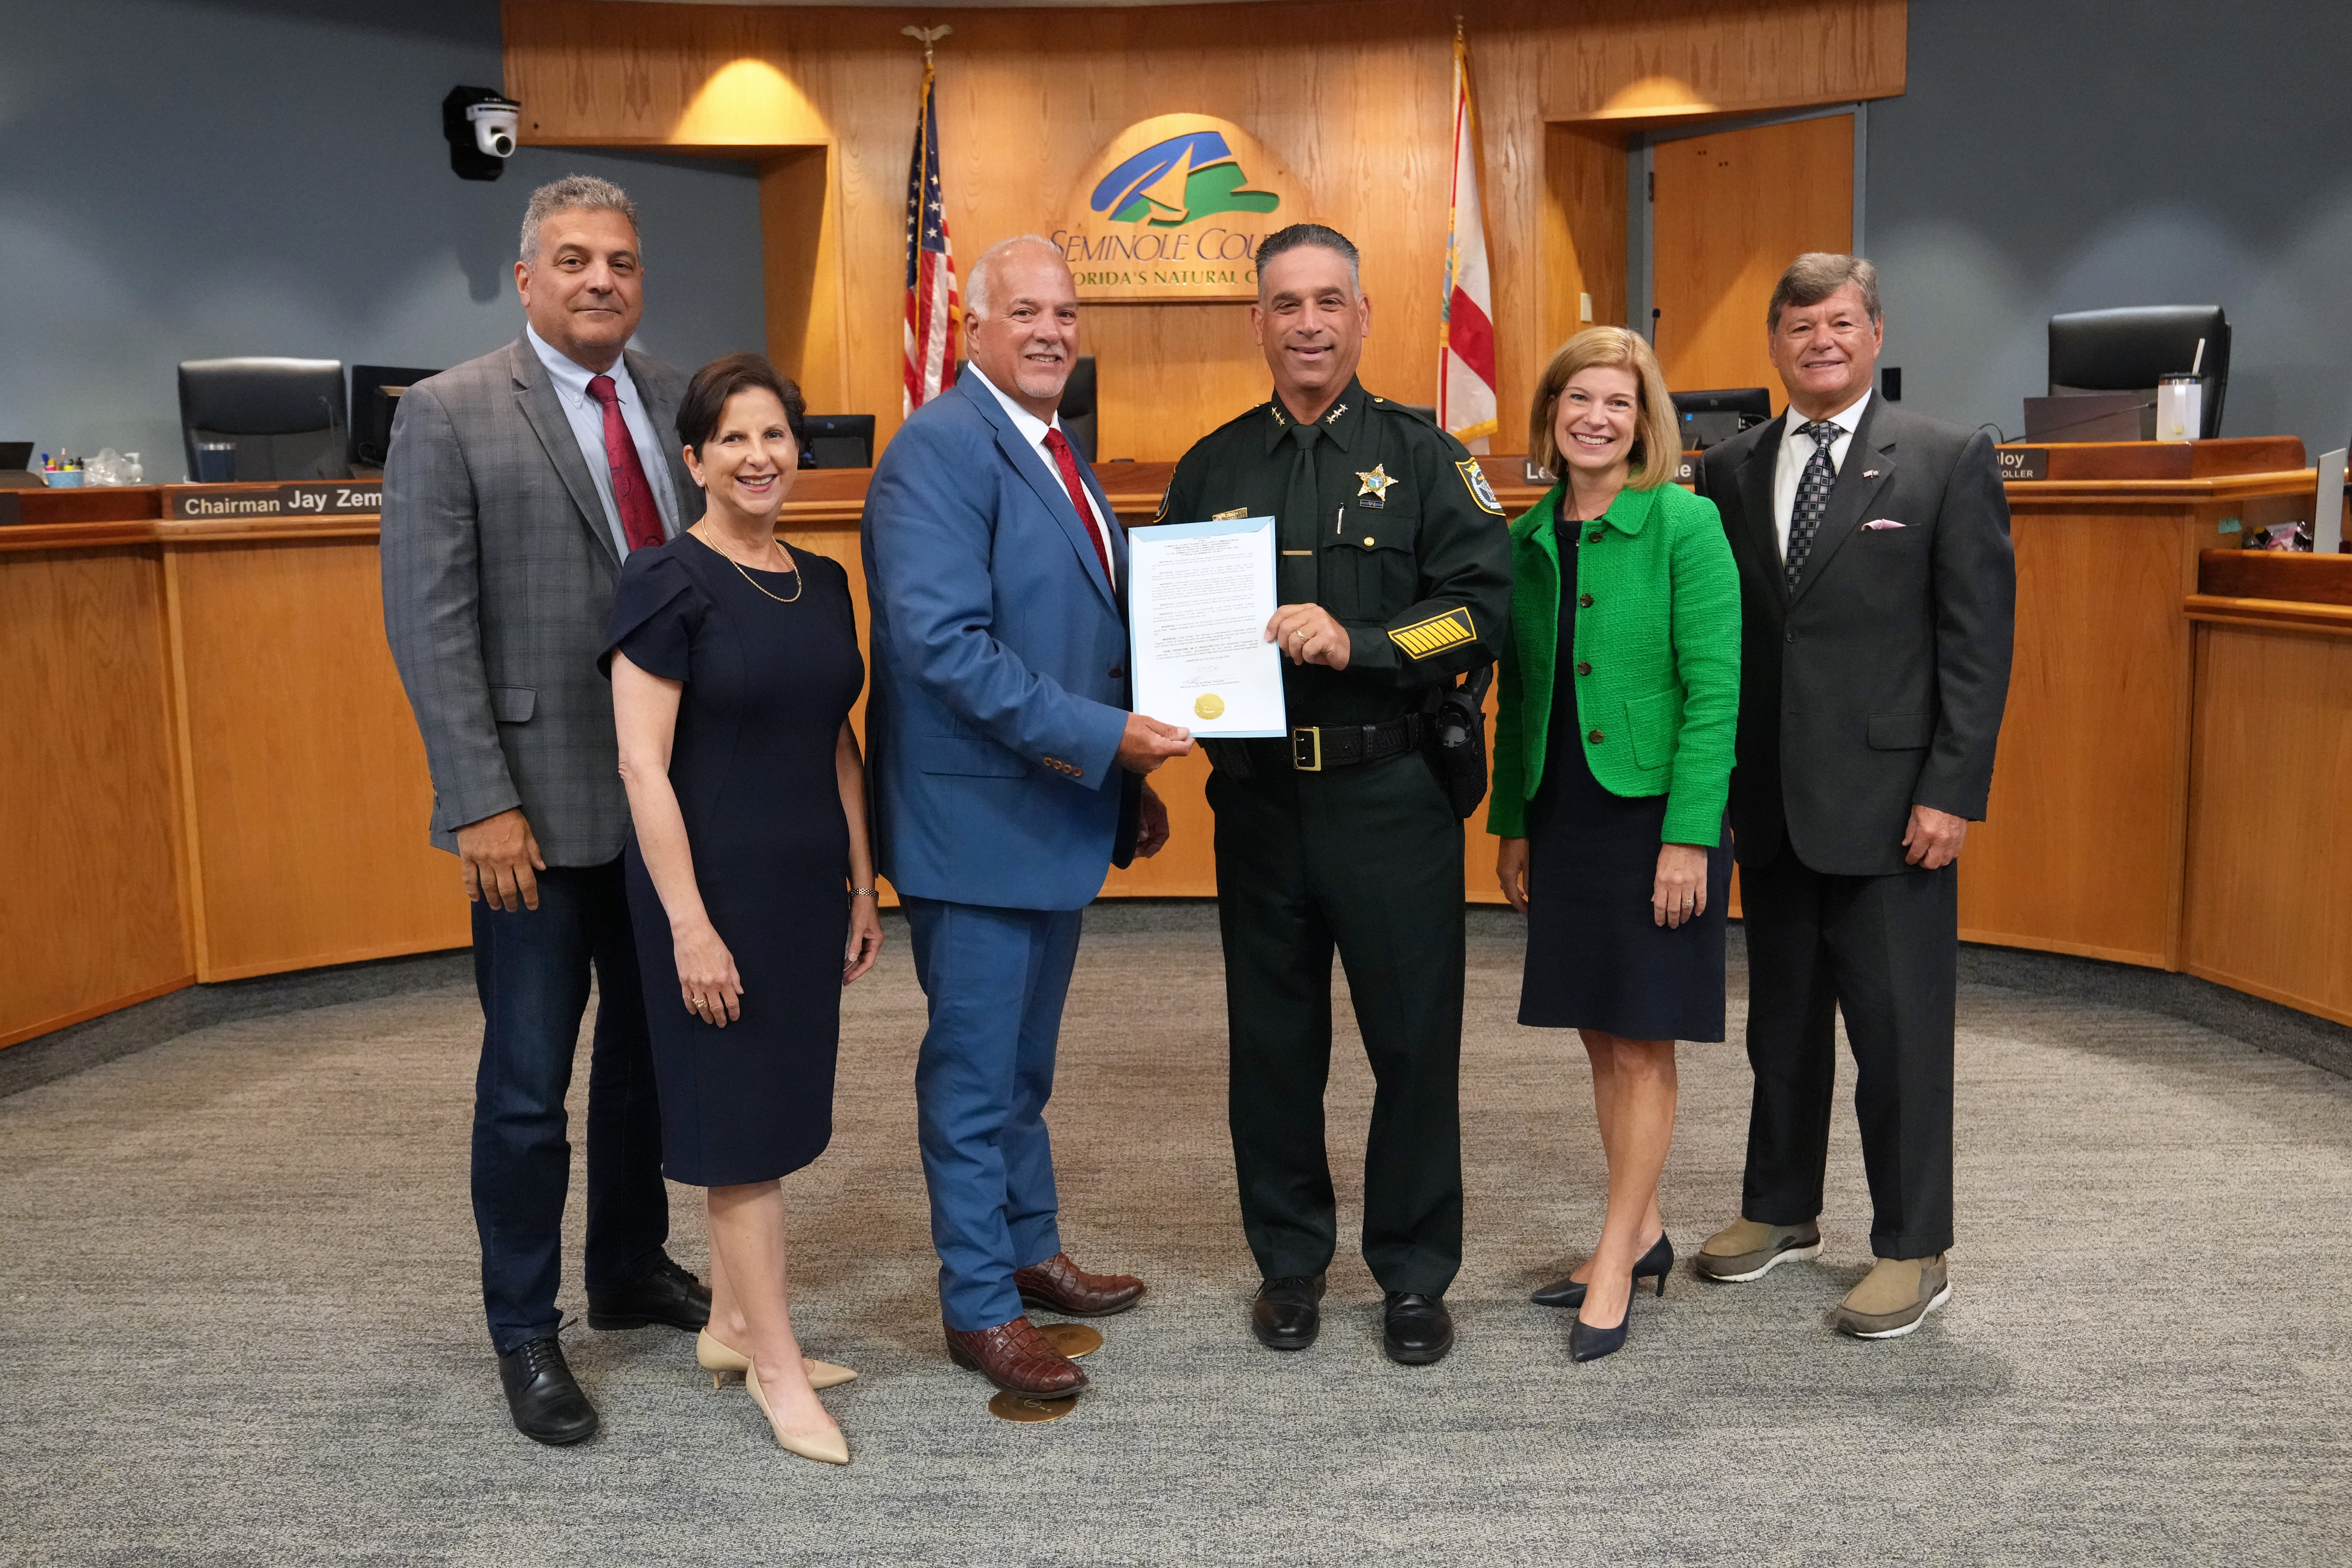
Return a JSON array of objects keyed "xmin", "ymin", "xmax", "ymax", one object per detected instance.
[
  {"xmin": 178, "ymin": 358, "xmax": 349, "ymax": 481},
  {"xmin": 954, "ymin": 356, "xmax": 1098, "ymax": 462},
  {"xmin": 2048, "ymin": 306, "xmax": 2229, "ymax": 439},
  {"xmin": 799, "ymin": 414, "xmax": 876, "ymax": 469}
]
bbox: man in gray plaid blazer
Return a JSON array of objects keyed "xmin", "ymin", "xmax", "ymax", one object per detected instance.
[{"xmin": 382, "ymin": 176, "xmax": 710, "ymax": 1446}]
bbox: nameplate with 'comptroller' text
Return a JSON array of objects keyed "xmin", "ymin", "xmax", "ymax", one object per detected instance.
[
  {"xmin": 1997, "ymin": 448, "xmax": 2049, "ymax": 483},
  {"xmin": 170, "ymin": 482, "xmax": 384, "ymax": 520}
]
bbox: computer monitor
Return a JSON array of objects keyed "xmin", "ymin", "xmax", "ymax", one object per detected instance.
[
  {"xmin": 2048, "ymin": 306, "xmax": 2230, "ymax": 439},
  {"xmin": 800, "ymin": 414, "xmax": 875, "ymax": 470},
  {"xmin": 350, "ymin": 365, "xmax": 441, "ymax": 466},
  {"xmin": 1671, "ymin": 388, "xmax": 1772, "ymax": 450}
]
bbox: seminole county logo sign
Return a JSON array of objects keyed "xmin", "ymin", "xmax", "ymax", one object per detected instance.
[{"xmin": 1052, "ymin": 115, "xmax": 1310, "ymax": 302}]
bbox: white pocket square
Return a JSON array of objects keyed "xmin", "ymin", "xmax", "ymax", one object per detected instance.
[{"xmin": 1861, "ymin": 519, "xmax": 1906, "ymax": 530}]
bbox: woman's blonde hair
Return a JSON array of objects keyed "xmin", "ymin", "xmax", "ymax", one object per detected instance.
[{"xmin": 1527, "ymin": 326, "xmax": 1681, "ymax": 491}]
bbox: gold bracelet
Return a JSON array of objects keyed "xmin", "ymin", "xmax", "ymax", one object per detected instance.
[{"xmin": 849, "ymin": 886, "xmax": 877, "ymax": 898}]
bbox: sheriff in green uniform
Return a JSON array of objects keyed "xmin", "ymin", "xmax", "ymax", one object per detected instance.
[{"xmin": 1157, "ymin": 224, "xmax": 1511, "ymax": 1367}]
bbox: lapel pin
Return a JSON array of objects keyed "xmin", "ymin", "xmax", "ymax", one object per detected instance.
[{"xmin": 1863, "ymin": 469, "xmax": 1880, "ymax": 479}]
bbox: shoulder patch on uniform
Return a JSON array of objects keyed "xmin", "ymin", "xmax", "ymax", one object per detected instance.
[
  {"xmin": 1390, "ymin": 607, "xmax": 1478, "ymax": 660},
  {"xmin": 1457, "ymin": 459, "xmax": 1505, "ymax": 516},
  {"xmin": 1151, "ymin": 486, "xmax": 1172, "ymax": 525}
]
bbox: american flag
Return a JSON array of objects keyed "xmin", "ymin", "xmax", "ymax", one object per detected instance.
[{"xmin": 902, "ymin": 60, "xmax": 958, "ymax": 415}]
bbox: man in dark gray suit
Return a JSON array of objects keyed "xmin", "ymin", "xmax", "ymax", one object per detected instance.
[
  {"xmin": 1692, "ymin": 254, "xmax": 2014, "ymax": 1339},
  {"xmin": 383, "ymin": 175, "xmax": 710, "ymax": 1443}
]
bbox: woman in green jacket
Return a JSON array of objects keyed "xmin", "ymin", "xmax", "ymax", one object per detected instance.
[{"xmin": 1491, "ymin": 326, "xmax": 1740, "ymax": 1362}]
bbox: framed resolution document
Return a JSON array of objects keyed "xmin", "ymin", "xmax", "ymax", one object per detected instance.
[{"xmin": 1125, "ymin": 514, "xmax": 1288, "ymax": 738}]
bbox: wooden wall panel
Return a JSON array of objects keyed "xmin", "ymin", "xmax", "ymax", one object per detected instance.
[
  {"xmin": 0, "ymin": 548, "xmax": 192, "ymax": 1048},
  {"xmin": 503, "ymin": 0, "xmax": 1906, "ymax": 464},
  {"xmin": 1542, "ymin": 123, "xmax": 1629, "ymax": 361},
  {"xmin": 1537, "ymin": 0, "xmax": 1906, "ymax": 123},
  {"xmin": 1651, "ymin": 114, "xmax": 1852, "ymax": 401},
  {"xmin": 168, "ymin": 540, "xmax": 468, "ymax": 980},
  {"xmin": 1957, "ymin": 497, "xmax": 2210, "ymax": 967},
  {"xmin": 2184, "ymin": 619, "xmax": 2352, "ymax": 1027},
  {"xmin": 760, "ymin": 147, "xmax": 850, "ymax": 414}
]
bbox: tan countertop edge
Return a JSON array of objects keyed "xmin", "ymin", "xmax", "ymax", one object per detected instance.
[
  {"xmin": 2184, "ymin": 593, "xmax": 2352, "ymax": 636},
  {"xmin": 2007, "ymin": 469, "xmax": 2317, "ymax": 504}
]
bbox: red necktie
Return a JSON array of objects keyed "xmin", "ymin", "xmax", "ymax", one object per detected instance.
[
  {"xmin": 586, "ymin": 374, "xmax": 665, "ymax": 553},
  {"xmin": 1042, "ymin": 428, "xmax": 1113, "ymax": 588}
]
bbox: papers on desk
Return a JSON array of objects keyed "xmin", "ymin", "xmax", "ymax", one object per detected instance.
[{"xmin": 1125, "ymin": 514, "xmax": 1288, "ymax": 738}]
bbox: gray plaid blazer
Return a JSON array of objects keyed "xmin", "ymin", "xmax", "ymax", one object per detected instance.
[{"xmin": 381, "ymin": 336, "xmax": 702, "ymax": 865}]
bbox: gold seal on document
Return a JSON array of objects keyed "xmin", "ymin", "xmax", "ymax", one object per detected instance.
[{"xmin": 1194, "ymin": 693, "xmax": 1226, "ymax": 720}]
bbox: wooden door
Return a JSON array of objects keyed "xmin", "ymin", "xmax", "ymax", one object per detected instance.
[{"xmin": 1650, "ymin": 116, "xmax": 1853, "ymax": 405}]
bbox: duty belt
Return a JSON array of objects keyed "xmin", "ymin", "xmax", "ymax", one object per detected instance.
[{"xmin": 1288, "ymin": 713, "xmax": 1426, "ymax": 772}]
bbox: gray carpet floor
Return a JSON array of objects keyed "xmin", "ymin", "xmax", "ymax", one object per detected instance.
[{"xmin": 2, "ymin": 904, "xmax": 2347, "ymax": 1566}]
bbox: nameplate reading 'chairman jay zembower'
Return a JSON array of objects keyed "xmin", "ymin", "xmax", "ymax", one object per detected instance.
[{"xmin": 170, "ymin": 482, "xmax": 384, "ymax": 521}]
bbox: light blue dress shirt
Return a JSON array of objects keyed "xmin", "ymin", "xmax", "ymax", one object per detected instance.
[{"xmin": 525, "ymin": 324, "xmax": 685, "ymax": 557}]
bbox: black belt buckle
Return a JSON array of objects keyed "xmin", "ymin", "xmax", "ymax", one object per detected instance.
[{"xmin": 1291, "ymin": 726, "xmax": 1323, "ymax": 772}]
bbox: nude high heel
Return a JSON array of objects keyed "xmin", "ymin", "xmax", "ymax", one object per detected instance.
[
  {"xmin": 697, "ymin": 1330, "xmax": 857, "ymax": 1391},
  {"xmin": 744, "ymin": 1363, "xmax": 849, "ymax": 1465}
]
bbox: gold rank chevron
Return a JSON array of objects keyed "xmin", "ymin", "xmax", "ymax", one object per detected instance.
[{"xmin": 1389, "ymin": 607, "xmax": 1477, "ymax": 659}]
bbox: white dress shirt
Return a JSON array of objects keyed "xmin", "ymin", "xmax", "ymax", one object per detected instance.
[
  {"xmin": 526, "ymin": 324, "xmax": 684, "ymax": 559},
  {"xmin": 964, "ymin": 362, "xmax": 1114, "ymax": 590},
  {"xmin": 1770, "ymin": 389, "xmax": 1871, "ymax": 561}
]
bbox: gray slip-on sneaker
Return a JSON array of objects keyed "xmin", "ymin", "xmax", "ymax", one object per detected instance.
[
  {"xmin": 1833, "ymin": 1254, "xmax": 1951, "ymax": 1339},
  {"xmin": 1692, "ymin": 1218, "xmax": 1824, "ymax": 1283}
]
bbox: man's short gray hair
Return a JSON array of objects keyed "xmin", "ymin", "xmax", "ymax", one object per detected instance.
[
  {"xmin": 965, "ymin": 235, "xmax": 1069, "ymax": 320},
  {"xmin": 519, "ymin": 174, "xmax": 641, "ymax": 264},
  {"xmin": 1767, "ymin": 253, "xmax": 1880, "ymax": 330}
]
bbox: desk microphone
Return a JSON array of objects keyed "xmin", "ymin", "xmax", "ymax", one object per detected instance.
[{"xmin": 315, "ymin": 394, "xmax": 350, "ymax": 481}]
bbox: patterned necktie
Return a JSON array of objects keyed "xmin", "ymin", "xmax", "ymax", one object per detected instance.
[
  {"xmin": 1783, "ymin": 419, "xmax": 1843, "ymax": 591},
  {"xmin": 585, "ymin": 374, "xmax": 666, "ymax": 553},
  {"xmin": 1042, "ymin": 428, "xmax": 1113, "ymax": 588},
  {"xmin": 1279, "ymin": 420, "xmax": 1322, "ymax": 606}
]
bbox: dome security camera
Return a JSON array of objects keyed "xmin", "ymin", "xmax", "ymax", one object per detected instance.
[
  {"xmin": 443, "ymin": 86, "xmax": 524, "ymax": 181},
  {"xmin": 468, "ymin": 102, "xmax": 520, "ymax": 160}
]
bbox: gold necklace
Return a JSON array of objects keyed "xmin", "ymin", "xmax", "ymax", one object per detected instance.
[{"xmin": 697, "ymin": 526, "xmax": 802, "ymax": 603}]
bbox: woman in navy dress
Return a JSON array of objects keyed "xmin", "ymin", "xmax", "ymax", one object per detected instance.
[{"xmin": 606, "ymin": 354, "xmax": 880, "ymax": 1465}]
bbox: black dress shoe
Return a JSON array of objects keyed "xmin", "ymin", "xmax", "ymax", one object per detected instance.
[
  {"xmin": 586, "ymin": 1256, "xmax": 711, "ymax": 1332},
  {"xmin": 1381, "ymin": 1292, "xmax": 1454, "ymax": 1365},
  {"xmin": 1532, "ymin": 1232, "xmax": 1675, "ymax": 1309},
  {"xmin": 1250, "ymin": 1273, "xmax": 1327, "ymax": 1351},
  {"xmin": 498, "ymin": 1337, "xmax": 598, "ymax": 1445}
]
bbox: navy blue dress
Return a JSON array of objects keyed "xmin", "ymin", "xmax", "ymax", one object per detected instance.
[
  {"xmin": 601, "ymin": 533, "xmax": 865, "ymax": 1186},
  {"xmin": 1518, "ymin": 529, "xmax": 1732, "ymax": 1042}
]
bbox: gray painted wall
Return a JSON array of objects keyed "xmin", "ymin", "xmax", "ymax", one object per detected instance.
[
  {"xmin": 0, "ymin": 0, "xmax": 765, "ymax": 479},
  {"xmin": 1870, "ymin": 0, "xmax": 2352, "ymax": 454}
]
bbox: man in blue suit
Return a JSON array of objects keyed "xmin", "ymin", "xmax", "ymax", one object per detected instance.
[{"xmin": 863, "ymin": 235, "xmax": 1194, "ymax": 1401}]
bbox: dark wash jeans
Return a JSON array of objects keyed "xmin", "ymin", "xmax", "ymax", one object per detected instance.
[{"xmin": 470, "ymin": 858, "xmax": 670, "ymax": 1354}]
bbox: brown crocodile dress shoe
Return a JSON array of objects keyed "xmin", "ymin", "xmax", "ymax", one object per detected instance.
[
  {"xmin": 944, "ymin": 1316, "xmax": 1091, "ymax": 1399},
  {"xmin": 1014, "ymin": 1252, "xmax": 1147, "ymax": 1318}
]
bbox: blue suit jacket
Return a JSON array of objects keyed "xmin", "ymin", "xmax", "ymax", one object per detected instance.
[{"xmin": 862, "ymin": 377, "xmax": 1134, "ymax": 911}]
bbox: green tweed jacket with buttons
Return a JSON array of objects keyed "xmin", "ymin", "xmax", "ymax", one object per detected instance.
[{"xmin": 1488, "ymin": 477, "xmax": 1741, "ymax": 846}]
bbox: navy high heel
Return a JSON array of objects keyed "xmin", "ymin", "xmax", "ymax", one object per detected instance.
[
  {"xmin": 1568, "ymin": 1304, "xmax": 1630, "ymax": 1362},
  {"xmin": 1531, "ymin": 1231, "xmax": 1674, "ymax": 1308}
]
